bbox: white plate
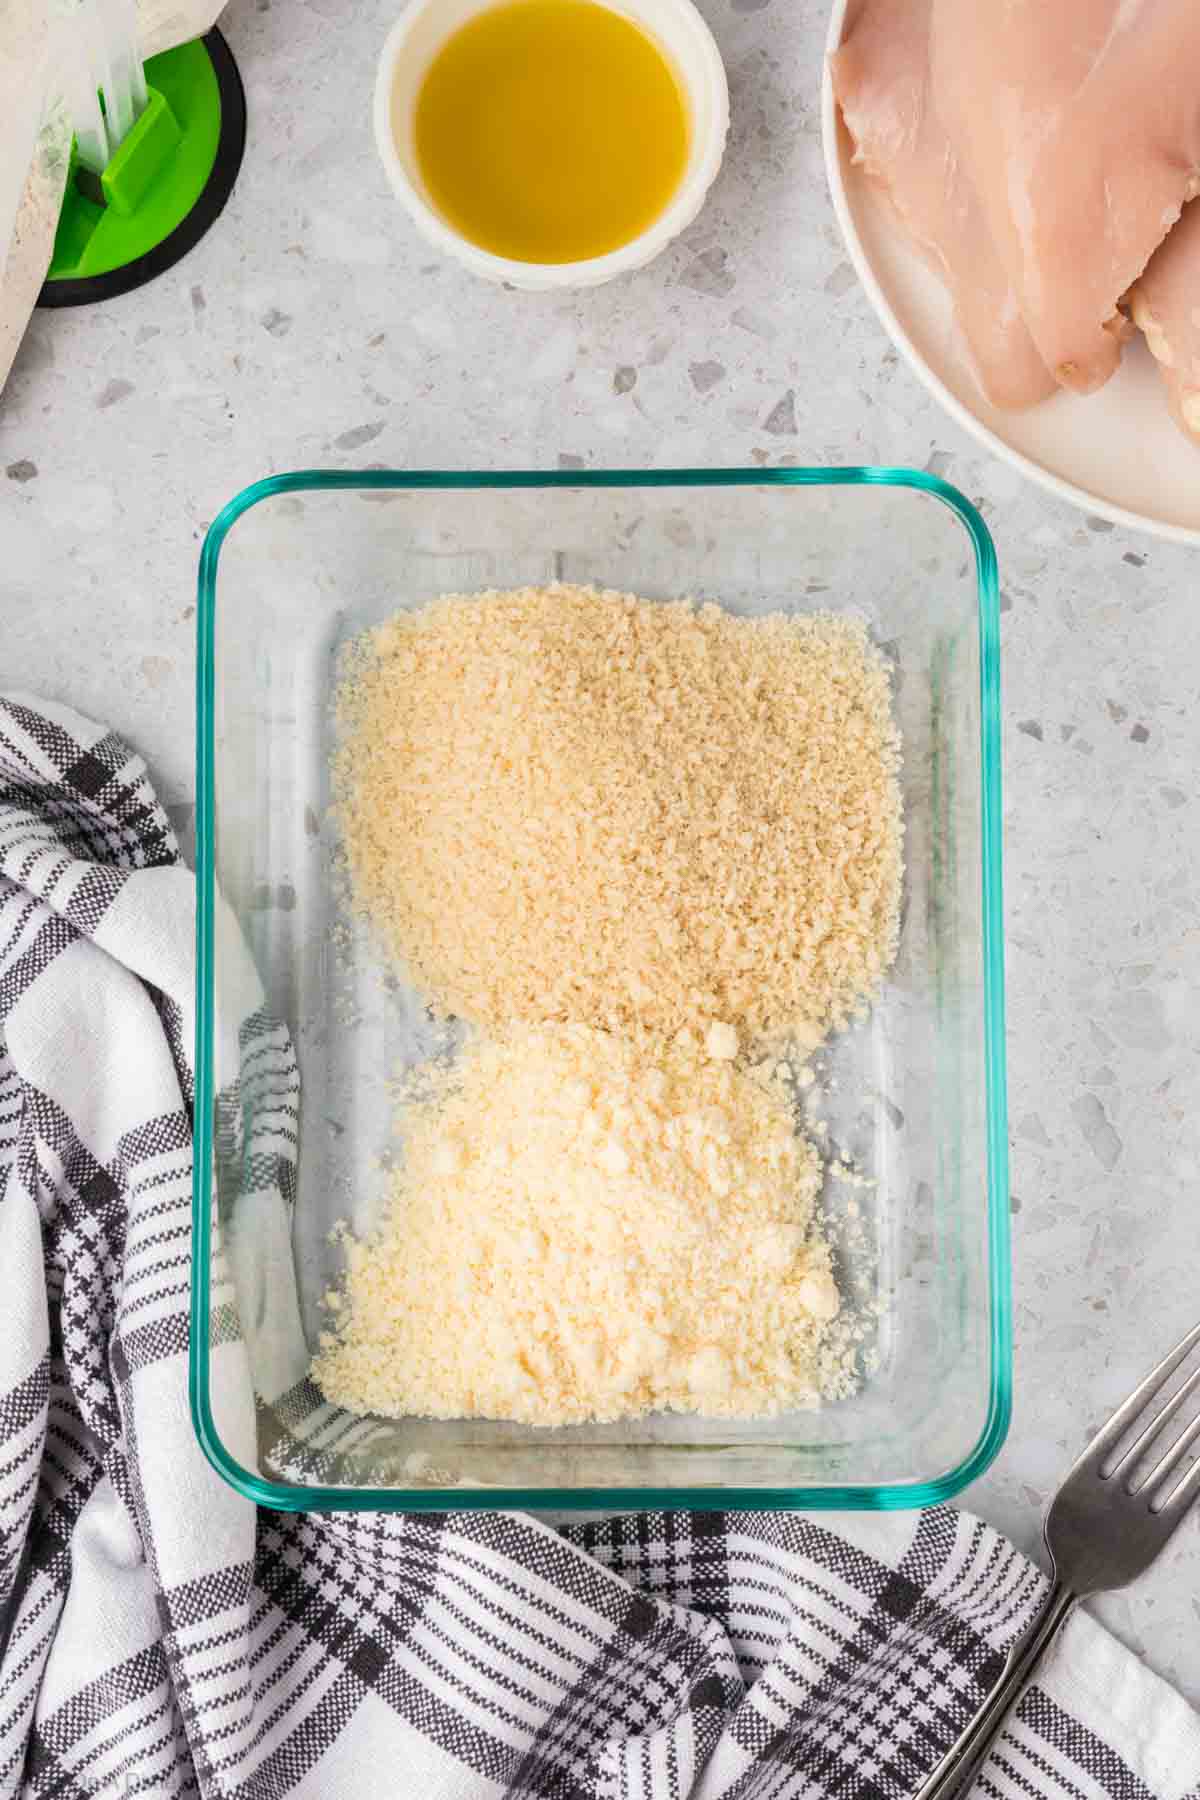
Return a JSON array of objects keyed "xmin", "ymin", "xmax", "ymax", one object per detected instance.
[{"xmin": 820, "ymin": 0, "xmax": 1200, "ymax": 545}]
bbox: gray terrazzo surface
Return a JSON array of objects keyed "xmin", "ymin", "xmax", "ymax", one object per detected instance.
[{"xmin": 2, "ymin": 0, "xmax": 1197, "ymax": 1706}]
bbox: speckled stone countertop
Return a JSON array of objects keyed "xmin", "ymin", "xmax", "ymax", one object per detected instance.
[{"xmin": 3, "ymin": 0, "xmax": 1198, "ymax": 1706}]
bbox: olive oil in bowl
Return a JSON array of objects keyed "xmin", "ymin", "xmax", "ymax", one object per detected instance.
[{"xmin": 413, "ymin": 0, "xmax": 691, "ymax": 265}]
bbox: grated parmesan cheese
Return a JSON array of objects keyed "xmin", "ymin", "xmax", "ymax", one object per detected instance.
[{"xmin": 310, "ymin": 1023, "xmax": 848, "ymax": 1426}]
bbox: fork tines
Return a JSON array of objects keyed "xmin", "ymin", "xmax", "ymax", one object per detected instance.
[{"xmin": 1093, "ymin": 1321, "xmax": 1200, "ymax": 1512}]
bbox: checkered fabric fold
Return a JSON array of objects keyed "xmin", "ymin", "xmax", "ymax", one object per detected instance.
[{"xmin": 1, "ymin": 693, "xmax": 1198, "ymax": 1800}]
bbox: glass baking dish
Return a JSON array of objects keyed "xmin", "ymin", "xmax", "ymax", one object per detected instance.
[{"xmin": 192, "ymin": 468, "xmax": 1009, "ymax": 1512}]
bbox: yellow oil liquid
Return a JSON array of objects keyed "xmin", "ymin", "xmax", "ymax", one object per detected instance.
[{"xmin": 413, "ymin": 0, "xmax": 690, "ymax": 264}]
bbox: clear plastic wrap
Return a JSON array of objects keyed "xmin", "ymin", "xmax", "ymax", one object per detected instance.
[{"xmin": 0, "ymin": 0, "xmax": 223, "ymax": 387}]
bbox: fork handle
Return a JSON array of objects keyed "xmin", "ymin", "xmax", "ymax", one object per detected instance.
[{"xmin": 911, "ymin": 1582, "xmax": 1077, "ymax": 1799}]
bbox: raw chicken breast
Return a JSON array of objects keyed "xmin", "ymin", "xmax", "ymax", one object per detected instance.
[
  {"xmin": 1127, "ymin": 195, "xmax": 1200, "ymax": 443},
  {"xmin": 930, "ymin": 0, "xmax": 1200, "ymax": 396},
  {"xmin": 831, "ymin": 0, "xmax": 1055, "ymax": 409}
]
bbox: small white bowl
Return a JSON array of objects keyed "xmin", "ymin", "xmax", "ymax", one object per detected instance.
[{"xmin": 373, "ymin": 0, "xmax": 729, "ymax": 290}]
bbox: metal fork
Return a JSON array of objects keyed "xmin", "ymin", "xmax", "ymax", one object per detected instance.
[{"xmin": 914, "ymin": 1319, "xmax": 1200, "ymax": 1800}]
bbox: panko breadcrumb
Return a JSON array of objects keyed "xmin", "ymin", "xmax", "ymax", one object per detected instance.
[
  {"xmin": 310, "ymin": 1022, "xmax": 846, "ymax": 1426},
  {"xmin": 332, "ymin": 583, "xmax": 903, "ymax": 1043}
]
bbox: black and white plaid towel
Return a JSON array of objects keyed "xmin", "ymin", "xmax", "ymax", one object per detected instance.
[{"xmin": 1, "ymin": 692, "xmax": 1198, "ymax": 1800}]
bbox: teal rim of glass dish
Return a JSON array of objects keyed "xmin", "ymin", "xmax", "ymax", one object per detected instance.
[{"xmin": 193, "ymin": 465, "xmax": 1010, "ymax": 1514}]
